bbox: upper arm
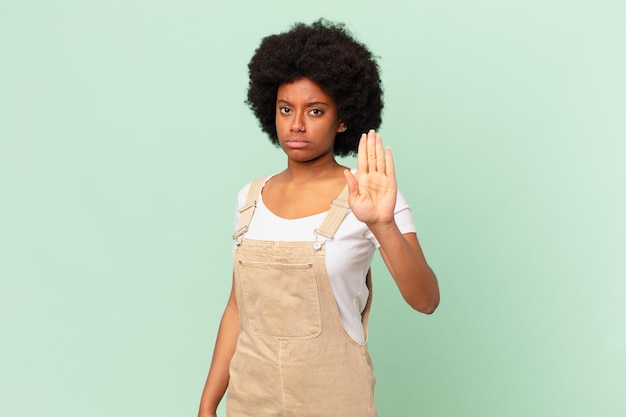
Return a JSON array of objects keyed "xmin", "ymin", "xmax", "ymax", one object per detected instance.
[{"xmin": 225, "ymin": 271, "xmax": 238, "ymax": 313}]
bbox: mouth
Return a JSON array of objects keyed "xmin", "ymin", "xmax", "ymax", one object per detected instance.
[{"xmin": 284, "ymin": 139, "xmax": 309, "ymax": 149}]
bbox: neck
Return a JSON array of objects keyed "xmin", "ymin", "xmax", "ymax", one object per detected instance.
[{"xmin": 284, "ymin": 154, "xmax": 344, "ymax": 182}]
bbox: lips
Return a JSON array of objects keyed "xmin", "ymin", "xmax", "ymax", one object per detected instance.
[{"xmin": 285, "ymin": 140, "xmax": 309, "ymax": 149}]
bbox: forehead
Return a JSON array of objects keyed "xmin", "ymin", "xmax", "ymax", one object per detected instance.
[{"xmin": 276, "ymin": 78, "xmax": 335, "ymax": 105}]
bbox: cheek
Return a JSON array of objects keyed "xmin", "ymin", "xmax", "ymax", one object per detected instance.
[
  {"xmin": 274, "ymin": 115, "xmax": 286, "ymax": 132},
  {"xmin": 274, "ymin": 120, "xmax": 290, "ymax": 142}
]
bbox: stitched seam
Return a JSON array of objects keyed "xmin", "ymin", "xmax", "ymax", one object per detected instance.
[{"xmin": 279, "ymin": 341, "xmax": 286, "ymax": 417}]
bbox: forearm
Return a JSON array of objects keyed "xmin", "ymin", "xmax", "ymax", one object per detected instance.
[
  {"xmin": 344, "ymin": 131, "xmax": 439, "ymax": 313},
  {"xmin": 198, "ymin": 286, "xmax": 240, "ymax": 416},
  {"xmin": 370, "ymin": 221, "xmax": 440, "ymax": 313}
]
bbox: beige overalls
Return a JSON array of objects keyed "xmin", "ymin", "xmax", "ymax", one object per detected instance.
[{"xmin": 226, "ymin": 177, "xmax": 377, "ymax": 417}]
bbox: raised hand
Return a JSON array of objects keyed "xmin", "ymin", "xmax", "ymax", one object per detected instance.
[{"xmin": 344, "ymin": 129, "xmax": 397, "ymax": 226}]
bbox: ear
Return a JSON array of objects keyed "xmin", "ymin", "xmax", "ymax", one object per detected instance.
[{"xmin": 337, "ymin": 122, "xmax": 347, "ymax": 133}]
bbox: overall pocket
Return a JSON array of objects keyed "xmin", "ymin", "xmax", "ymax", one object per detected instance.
[{"xmin": 237, "ymin": 259, "xmax": 322, "ymax": 339}]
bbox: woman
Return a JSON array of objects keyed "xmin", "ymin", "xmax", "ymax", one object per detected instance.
[{"xmin": 198, "ymin": 19, "xmax": 439, "ymax": 417}]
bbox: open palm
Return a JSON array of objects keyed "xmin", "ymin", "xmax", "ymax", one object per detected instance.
[{"xmin": 344, "ymin": 130, "xmax": 397, "ymax": 226}]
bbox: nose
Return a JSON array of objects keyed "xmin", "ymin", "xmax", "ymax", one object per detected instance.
[{"xmin": 290, "ymin": 112, "xmax": 306, "ymax": 132}]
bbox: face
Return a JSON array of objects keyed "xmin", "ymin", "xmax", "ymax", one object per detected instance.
[{"xmin": 275, "ymin": 78, "xmax": 345, "ymax": 162}]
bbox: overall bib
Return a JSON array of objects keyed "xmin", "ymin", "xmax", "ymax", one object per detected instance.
[{"xmin": 227, "ymin": 178, "xmax": 377, "ymax": 417}]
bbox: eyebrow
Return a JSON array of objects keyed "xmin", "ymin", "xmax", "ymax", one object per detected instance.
[{"xmin": 276, "ymin": 99, "xmax": 329, "ymax": 107}]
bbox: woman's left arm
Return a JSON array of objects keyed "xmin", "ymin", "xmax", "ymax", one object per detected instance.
[{"xmin": 344, "ymin": 130, "xmax": 440, "ymax": 313}]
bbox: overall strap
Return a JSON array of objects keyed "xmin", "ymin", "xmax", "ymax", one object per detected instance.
[
  {"xmin": 315, "ymin": 185, "xmax": 351, "ymax": 240},
  {"xmin": 316, "ymin": 185, "xmax": 374, "ymax": 340},
  {"xmin": 233, "ymin": 177, "xmax": 266, "ymax": 242}
]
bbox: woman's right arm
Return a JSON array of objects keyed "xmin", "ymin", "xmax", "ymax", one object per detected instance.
[{"xmin": 198, "ymin": 273, "xmax": 240, "ymax": 417}]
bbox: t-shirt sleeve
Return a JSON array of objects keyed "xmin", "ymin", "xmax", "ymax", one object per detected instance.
[
  {"xmin": 231, "ymin": 182, "xmax": 252, "ymax": 253},
  {"xmin": 363, "ymin": 190, "xmax": 417, "ymax": 248},
  {"xmin": 233, "ymin": 182, "xmax": 251, "ymax": 233}
]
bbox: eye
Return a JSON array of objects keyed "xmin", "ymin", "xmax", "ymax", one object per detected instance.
[
  {"xmin": 309, "ymin": 108, "xmax": 324, "ymax": 116},
  {"xmin": 279, "ymin": 107, "xmax": 291, "ymax": 115}
]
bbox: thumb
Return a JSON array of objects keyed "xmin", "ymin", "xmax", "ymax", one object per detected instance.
[{"xmin": 343, "ymin": 169, "xmax": 359, "ymax": 199}]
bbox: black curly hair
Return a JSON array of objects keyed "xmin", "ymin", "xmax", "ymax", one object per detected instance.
[{"xmin": 246, "ymin": 19, "xmax": 384, "ymax": 157}]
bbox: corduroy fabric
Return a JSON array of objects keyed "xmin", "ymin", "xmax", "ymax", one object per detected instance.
[{"xmin": 226, "ymin": 178, "xmax": 377, "ymax": 417}]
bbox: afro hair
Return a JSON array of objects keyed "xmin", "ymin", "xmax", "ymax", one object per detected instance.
[{"xmin": 246, "ymin": 19, "xmax": 384, "ymax": 157}]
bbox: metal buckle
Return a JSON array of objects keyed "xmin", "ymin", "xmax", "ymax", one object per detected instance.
[{"xmin": 312, "ymin": 228, "xmax": 332, "ymax": 251}]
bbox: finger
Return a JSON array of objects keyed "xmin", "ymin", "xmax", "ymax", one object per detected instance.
[
  {"xmin": 356, "ymin": 133, "xmax": 367, "ymax": 174},
  {"xmin": 367, "ymin": 129, "xmax": 377, "ymax": 173},
  {"xmin": 385, "ymin": 146, "xmax": 396, "ymax": 181},
  {"xmin": 375, "ymin": 134, "xmax": 385, "ymax": 174}
]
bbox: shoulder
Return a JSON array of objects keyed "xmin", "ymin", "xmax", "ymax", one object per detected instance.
[
  {"xmin": 236, "ymin": 174, "xmax": 275, "ymax": 210},
  {"xmin": 236, "ymin": 183, "xmax": 251, "ymax": 210}
]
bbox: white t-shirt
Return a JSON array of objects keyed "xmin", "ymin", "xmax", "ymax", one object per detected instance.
[{"xmin": 233, "ymin": 174, "xmax": 416, "ymax": 344}]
